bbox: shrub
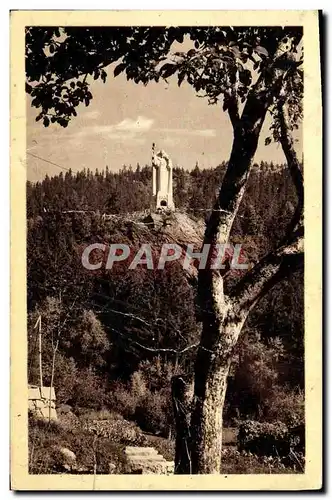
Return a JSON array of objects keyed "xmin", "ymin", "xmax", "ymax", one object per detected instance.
[
  {"xmin": 108, "ymin": 381, "xmax": 139, "ymax": 420},
  {"xmin": 135, "ymin": 389, "xmax": 170, "ymax": 436},
  {"xmin": 289, "ymin": 422, "xmax": 305, "ymax": 454},
  {"xmin": 75, "ymin": 407, "xmax": 116, "ymax": 422},
  {"xmin": 238, "ymin": 420, "xmax": 292, "ymax": 457},
  {"xmin": 137, "ymin": 358, "xmax": 175, "ymax": 392},
  {"xmin": 226, "ymin": 331, "xmax": 285, "ymax": 421},
  {"xmin": 52, "ymin": 354, "xmax": 78, "ymax": 404},
  {"xmin": 130, "ymin": 370, "xmax": 148, "ymax": 399},
  {"xmin": 82, "ymin": 413, "xmax": 147, "ymax": 445},
  {"xmin": 264, "ymin": 387, "xmax": 304, "ymax": 427},
  {"xmin": 108, "ymin": 369, "xmax": 174, "ymax": 437},
  {"xmin": 69, "ymin": 368, "xmax": 107, "ymax": 410}
]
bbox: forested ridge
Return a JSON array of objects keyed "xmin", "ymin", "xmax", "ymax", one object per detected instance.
[
  {"xmin": 27, "ymin": 160, "xmax": 292, "ymax": 219},
  {"xmin": 27, "ymin": 161, "xmax": 304, "ymax": 435}
]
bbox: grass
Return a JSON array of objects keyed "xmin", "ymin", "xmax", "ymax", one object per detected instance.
[
  {"xmin": 220, "ymin": 446, "xmax": 303, "ymax": 474},
  {"xmin": 29, "ymin": 416, "xmax": 128, "ymax": 474},
  {"xmin": 28, "ymin": 411, "xmax": 303, "ymax": 475}
]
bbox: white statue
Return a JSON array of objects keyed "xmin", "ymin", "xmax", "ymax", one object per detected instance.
[{"xmin": 151, "ymin": 143, "xmax": 175, "ymax": 211}]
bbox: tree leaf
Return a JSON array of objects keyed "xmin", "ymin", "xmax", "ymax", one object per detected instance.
[
  {"xmin": 239, "ymin": 69, "xmax": 252, "ymax": 86},
  {"xmin": 255, "ymin": 46, "xmax": 269, "ymax": 58},
  {"xmin": 175, "ymin": 33, "xmax": 184, "ymax": 44},
  {"xmin": 230, "ymin": 46, "xmax": 241, "ymax": 59},
  {"xmin": 31, "ymin": 98, "xmax": 40, "ymax": 108},
  {"xmin": 114, "ymin": 63, "xmax": 126, "ymax": 77},
  {"xmin": 265, "ymin": 137, "xmax": 272, "ymax": 146},
  {"xmin": 160, "ymin": 63, "xmax": 177, "ymax": 79},
  {"xmin": 101, "ymin": 70, "xmax": 107, "ymax": 83},
  {"xmin": 43, "ymin": 116, "xmax": 50, "ymax": 127},
  {"xmin": 178, "ymin": 72, "xmax": 186, "ymax": 87}
]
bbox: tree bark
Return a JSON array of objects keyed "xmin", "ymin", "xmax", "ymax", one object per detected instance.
[
  {"xmin": 172, "ymin": 376, "xmax": 193, "ymax": 474},
  {"xmin": 190, "ymin": 313, "xmax": 247, "ymax": 473}
]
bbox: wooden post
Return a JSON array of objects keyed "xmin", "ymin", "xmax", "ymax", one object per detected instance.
[
  {"xmin": 171, "ymin": 375, "xmax": 192, "ymax": 474},
  {"xmin": 34, "ymin": 315, "xmax": 43, "ymax": 388}
]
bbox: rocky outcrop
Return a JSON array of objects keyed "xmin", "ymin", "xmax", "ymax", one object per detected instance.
[{"xmin": 52, "ymin": 446, "xmax": 77, "ymax": 472}]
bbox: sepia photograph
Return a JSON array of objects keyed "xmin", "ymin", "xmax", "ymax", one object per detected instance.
[{"xmin": 10, "ymin": 10, "xmax": 322, "ymax": 490}]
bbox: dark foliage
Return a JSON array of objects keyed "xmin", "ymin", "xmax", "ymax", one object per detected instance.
[
  {"xmin": 27, "ymin": 161, "xmax": 303, "ymax": 426},
  {"xmin": 237, "ymin": 420, "xmax": 304, "ymax": 457},
  {"xmin": 26, "ymin": 26, "xmax": 302, "ymax": 138}
]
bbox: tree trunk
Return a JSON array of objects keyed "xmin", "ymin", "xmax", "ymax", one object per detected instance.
[
  {"xmin": 172, "ymin": 376, "xmax": 193, "ymax": 474},
  {"xmin": 188, "ymin": 115, "xmax": 266, "ymax": 474},
  {"xmin": 190, "ymin": 312, "xmax": 246, "ymax": 474}
]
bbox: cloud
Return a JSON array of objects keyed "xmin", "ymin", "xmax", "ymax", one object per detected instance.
[
  {"xmin": 70, "ymin": 115, "xmax": 215, "ymax": 149},
  {"xmin": 84, "ymin": 110, "xmax": 102, "ymax": 120},
  {"xmin": 73, "ymin": 115, "xmax": 154, "ymax": 143},
  {"xmin": 115, "ymin": 116, "xmax": 154, "ymax": 132},
  {"xmin": 159, "ymin": 128, "xmax": 216, "ymax": 137}
]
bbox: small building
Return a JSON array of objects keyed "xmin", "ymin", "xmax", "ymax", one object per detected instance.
[{"xmin": 28, "ymin": 384, "xmax": 57, "ymax": 421}]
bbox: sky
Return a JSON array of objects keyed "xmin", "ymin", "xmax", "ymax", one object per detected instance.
[{"xmin": 26, "ymin": 63, "xmax": 302, "ymax": 182}]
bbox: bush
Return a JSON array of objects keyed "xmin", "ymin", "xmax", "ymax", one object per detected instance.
[
  {"xmin": 82, "ymin": 412, "xmax": 147, "ymax": 445},
  {"xmin": 108, "ymin": 370, "xmax": 174, "ymax": 437},
  {"xmin": 52, "ymin": 354, "xmax": 78, "ymax": 404},
  {"xmin": 137, "ymin": 358, "xmax": 175, "ymax": 392},
  {"xmin": 69, "ymin": 368, "xmax": 108, "ymax": 410},
  {"xmin": 238, "ymin": 420, "xmax": 292, "ymax": 457},
  {"xmin": 289, "ymin": 422, "xmax": 305, "ymax": 454},
  {"xmin": 226, "ymin": 332, "xmax": 285, "ymax": 421},
  {"xmin": 108, "ymin": 381, "xmax": 139, "ymax": 420},
  {"xmin": 135, "ymin": 389, "xmax": 171, "ymax": 437},
  {"xmin": 264, "ymin": 387, "xmax": 304, "ymax": 427}
]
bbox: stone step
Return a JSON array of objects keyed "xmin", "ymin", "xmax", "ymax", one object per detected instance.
[
  {"xmin": 124, "ymin": 446, "xmax": 174, "ymax": 474},
  {"xmin": 127, "ymin": 453, "xmax": 165, "ymax": 460},
  {"xmin": 128, "ymin": 456, "xmax": 166, "ymax": 464},
  {"xmin": 125, "ymin": 446, "xmax": 159, "ymax": 455}
]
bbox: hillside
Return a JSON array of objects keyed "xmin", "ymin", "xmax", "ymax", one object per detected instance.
[{"xmin": 27, "ymin": 163, "xmax": 304, "ymax": 474}]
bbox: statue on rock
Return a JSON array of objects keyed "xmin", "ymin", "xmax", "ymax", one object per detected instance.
[{"xmin": 151, "ymin": 143, "xmax": 175, "ymax": 212}]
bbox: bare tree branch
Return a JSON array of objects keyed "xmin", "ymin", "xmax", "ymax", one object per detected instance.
[
  {"xmin": 131, "ymin": 340, "xmax": 201, "ymax": 355},
  {"xmin": 278, "ymin": 102, "xmax": 304, "ymax": 238},
  {"xmin": 230, "ymin": 225, "xmax": 304, "ymax": 312},
  {"xmin": 108, "ymin": 326, "xmax": 213, "ymax": 356},
  {"xmin": 99, "ymin": 305, "xmax": 152, "ymax": 327}
]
